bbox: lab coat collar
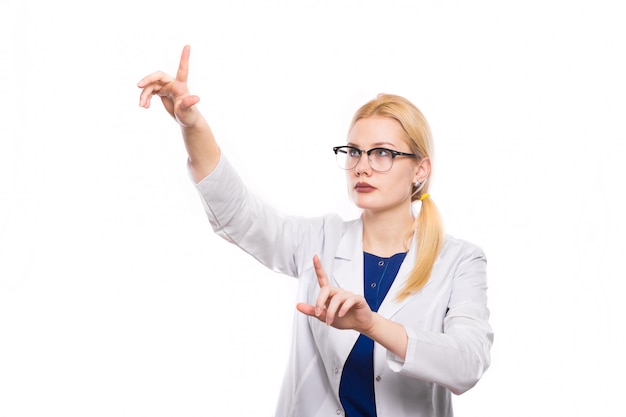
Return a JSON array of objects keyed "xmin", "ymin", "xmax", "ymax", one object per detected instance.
[
  {"xmin": 331, "ymin": 213, "xmax": 431, "ymax": 319},
  {"xmin": 331, "ymin": 218, "xmax": 364, "ymax": 295}
]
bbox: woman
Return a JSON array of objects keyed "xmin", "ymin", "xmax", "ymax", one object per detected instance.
[{"xmin": 138, "ymin": 45, "xmax": 493, "ymax": 417}]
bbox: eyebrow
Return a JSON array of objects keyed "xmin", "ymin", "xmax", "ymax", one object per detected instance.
[{"xmin": 346, "ymin": 141, "xmax": 399, "ymax": 149}]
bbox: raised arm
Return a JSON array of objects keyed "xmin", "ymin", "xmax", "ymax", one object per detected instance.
[{"xmin": 137, "ymin": 45, "xmax": 219, "ymax": 182}]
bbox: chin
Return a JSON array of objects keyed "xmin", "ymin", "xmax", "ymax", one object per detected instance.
[
  {"xmin": 351, "ymin": 196, "xmax": 381, "ymax": 211},
  {"xmin": 351, "ymin": 193, "xmax": 412, "ymax": 214}
]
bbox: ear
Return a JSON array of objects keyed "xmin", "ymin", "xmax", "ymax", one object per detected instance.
[{"xmin": 414, "ymin": 158, "xmax": 431, "ymax": 184}]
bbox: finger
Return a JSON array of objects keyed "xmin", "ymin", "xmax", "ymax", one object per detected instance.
[
  {"xmin": 176, "ymin": 44, "xmax": 191, "ymax": 83},
  {"xmin": 296, "ymin": 302, "xmax": 315, "ymax": 317},
  {"xmin": 137, "ymin": 72, "xmax": 173, "ymax": 108},
  {"xmin": 312, "ymin": 255, "xmax": 329, "ymax": 288},
  {"xmin": 296, "ymin": 303, "xmax": 328, "ymax": 324},
  {"xmin": 315, "ymin": 285, "xmax": 333, "ymax": 317},
  {"xmin": 138, "ymin": 85, "xmax": 158, "ymax": 108},
  {"xmin": 325, "ymin": 292, "xmax": 350, "ymax": 325},
  {"xmin": 137, "ymin": 71, "xmax": 172, "ymax": 88},
  {"xmin": 337, "ymin": 296, "xmax": 358, "ymax": 318},
  {"xmin": 138, "ymin": 83, "xmax": 168, "ymax": 108}
]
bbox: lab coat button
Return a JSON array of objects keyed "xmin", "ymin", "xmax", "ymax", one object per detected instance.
[
  {"xmin": 336, "ymin": 409, "xmax": 342, "ymax": 415},
  {"xmin": 375, "ymin": 375, "xmax": 382, "ymax": 382},
  {"xmin": 334, "ymin": 367, "xmax": 339, "ymax": 374}
]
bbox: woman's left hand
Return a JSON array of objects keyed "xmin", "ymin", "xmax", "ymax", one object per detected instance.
[{"xmin": 296, "ymin": 256, "xmax": 374, "ymax": 333}]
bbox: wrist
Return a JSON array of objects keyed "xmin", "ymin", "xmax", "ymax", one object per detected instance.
[
  {"xmin": 362, "ymin": 313, "xmax": 408, "ymax": 360},
  {"xmin": 361, "ymin": 313, "xmax": 382, "ymax": 339}
]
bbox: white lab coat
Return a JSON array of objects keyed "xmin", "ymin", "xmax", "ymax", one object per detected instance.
[{"xmin": 195, "ymin": 155, "xmax": 493, "ymax": 417}]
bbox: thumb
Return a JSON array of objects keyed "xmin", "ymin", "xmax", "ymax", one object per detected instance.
[{"xmin": 180, "ymin": 94, "xmax": 200, "ymax": 111}]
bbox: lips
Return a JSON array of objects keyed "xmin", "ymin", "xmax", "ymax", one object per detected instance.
[{"xmin": 354, "ymin": 182, "xmax": 376, "ymax": 192}]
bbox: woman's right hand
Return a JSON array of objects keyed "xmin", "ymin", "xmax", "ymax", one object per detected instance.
[{"xmin": 137, "ymin": 45, "xmax": 201, "ymax": 128}]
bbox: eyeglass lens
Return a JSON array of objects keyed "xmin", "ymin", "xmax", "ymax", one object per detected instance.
[{"xmin": 335, "ymin": 147, "xmax": 394, "ymax": 172}]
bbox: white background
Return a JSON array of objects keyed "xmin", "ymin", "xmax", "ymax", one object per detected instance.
[{"xmin": 1, "ymin": 1, "xmax": 625, "ymax": 416}]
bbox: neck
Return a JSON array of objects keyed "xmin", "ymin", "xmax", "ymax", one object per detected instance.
[{"xmin": 362, "ymin": 206, "xmax": 415, "ymax": 257}]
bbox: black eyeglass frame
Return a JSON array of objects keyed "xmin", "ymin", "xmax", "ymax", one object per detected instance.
[{"xmin": 332, "ymin": 145, "xmax": 417, "ymax": 172}]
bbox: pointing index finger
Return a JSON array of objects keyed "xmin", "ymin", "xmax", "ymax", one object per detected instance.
[
  {"xmin": 313, "ymin": 255, "xmax": 329, "ymax": 288},
  {"xmin": 176, "ymin": 44, "xmax": 191, "ymax": 83}
]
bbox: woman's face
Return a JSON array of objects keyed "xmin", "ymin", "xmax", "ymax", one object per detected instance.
[{"xmin": 345, "ymin": 116, "xmax": 428, "ymax": 214}]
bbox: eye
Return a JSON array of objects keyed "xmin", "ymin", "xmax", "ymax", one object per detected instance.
[
  {"xmin": 347, "ymin": 148, "xmax": 361, "ymax": 158},
  {"xmin": 373, "ymin": 149, "xmax": 391, "ymax": 158}
]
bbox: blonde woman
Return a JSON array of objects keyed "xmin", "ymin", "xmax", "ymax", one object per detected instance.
[{"xmin": 138, "ymin": 45, "xmax": 493, "ymax": 417}]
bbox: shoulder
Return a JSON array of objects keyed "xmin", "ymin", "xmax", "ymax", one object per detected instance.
[
  {"xmin": 308, "ymin": 214, "xmax": 359, "ymax": 242},
  {"xmin": 440, "ymin": 234, "xmax": 487, "ymax": 265}
]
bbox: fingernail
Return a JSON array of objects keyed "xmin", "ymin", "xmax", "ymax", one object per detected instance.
[
  {"xmin": 137, "ymin": 79, "xmax": 145, "ymax": 87},
  {"xmin": 315, "ymin": 307, "xmax": 322, "ymax": 317}
]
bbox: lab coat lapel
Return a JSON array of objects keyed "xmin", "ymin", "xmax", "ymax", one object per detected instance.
[{"xmin": 330, "ymin": 219, "xmax": 364, "ymax": 296}]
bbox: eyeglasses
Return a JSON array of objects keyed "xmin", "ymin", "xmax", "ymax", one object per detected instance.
[{"xmin": 332, "ymin": 145, "xmax": 417, "ymax": 172}]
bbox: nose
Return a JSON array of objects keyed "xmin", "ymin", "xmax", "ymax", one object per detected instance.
[{"xmin": 354, "ymin": 152, "xmax": 372, "ymax": 176}]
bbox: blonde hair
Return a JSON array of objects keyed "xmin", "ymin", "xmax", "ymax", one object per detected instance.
[{"xmin": 350, "ymin": 94, "xmax": 445, "ymax": 300}]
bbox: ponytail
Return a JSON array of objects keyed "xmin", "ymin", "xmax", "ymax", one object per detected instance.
[{"xmin": 397, "ymin": 195, "xmax": 445, "ymax": 300}]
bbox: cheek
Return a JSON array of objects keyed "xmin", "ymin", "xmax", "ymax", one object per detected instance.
[
  {"xmin": 391, "ymin": 171, "xmax": 416, "ymax": 197},
  {"xmin": 345, "ymin": 170, "xmax": 355, "ymax": 184},
  {"xmin": 392, "ymin": 181, "xmax": 413, "ymax": 198},
  {"xmin": 345, "ymin": 172, "xmax": 355, "ymax": 197}
]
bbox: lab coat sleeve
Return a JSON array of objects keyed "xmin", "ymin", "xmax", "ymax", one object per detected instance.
[
  {"xmin": 387, "ymin": 243, "xmax": 493, "ymax": 395},
  {"xmin": 193, "ymin": 155, "xmax": 328, "ymax": 277}
]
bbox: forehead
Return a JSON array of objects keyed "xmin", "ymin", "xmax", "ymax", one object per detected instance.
[{"xmin": 347, "ymin": 116, "xmax": 408, "ymax": 147}]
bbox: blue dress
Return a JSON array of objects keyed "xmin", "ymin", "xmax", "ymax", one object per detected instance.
[{"xmin": 339, "ymin": 251, "xmax": 407, "ymax": 417}]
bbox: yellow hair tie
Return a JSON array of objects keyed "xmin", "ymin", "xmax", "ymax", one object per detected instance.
[{"xmin": 419, "ymin": 193, "xmax": 430, "ymax": 201}]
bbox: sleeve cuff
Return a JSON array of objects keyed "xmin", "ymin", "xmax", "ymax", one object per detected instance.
[
  {"xmin": 189, "ymin": 153, "xmax": 227, "ymax": 188},
  {"xmin": 387, "ymin": 325, "xmax": 417, "ymax": 372}
]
